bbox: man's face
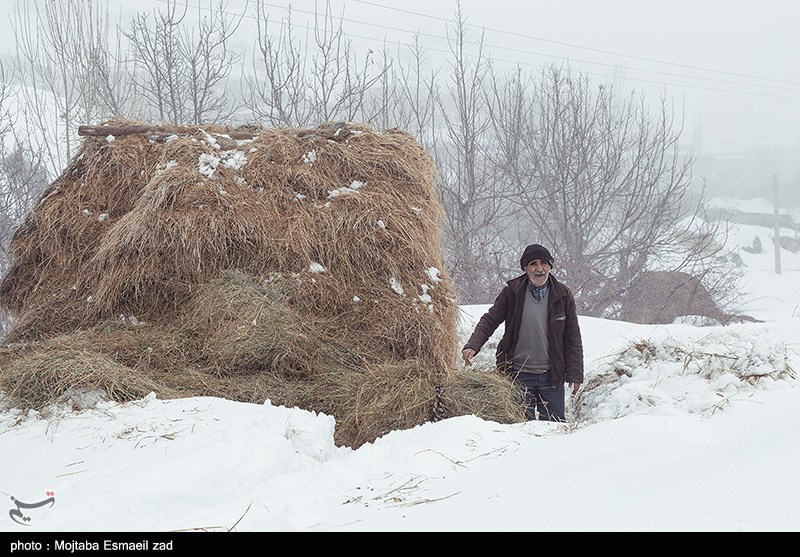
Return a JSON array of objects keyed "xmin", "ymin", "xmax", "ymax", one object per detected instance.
[{"xmin": 525, "ymin": 259, "xmax": 551, "ymax": 287}]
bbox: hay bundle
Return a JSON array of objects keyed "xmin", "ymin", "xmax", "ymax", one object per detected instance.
[
  {"xmin": 196, "ymin": 360, "xmax": 441, "ymax": 447},
  {"xmin": 261, "ymin": 269, "xmax": 457, "ymax": 374},
  {"xmin": 0, "ymin": 120, "xmax": 494, "ymax": 447},
  {"xmin": 185, "ymin": 270, "xmax": 366, "ymax": 377},
  {"xmin": 87, "ymin": 165, "xmax": 280, "ymax": 317},
  {"xmin": 0, "ymin": 348, "xmax": 173, "ymax": 409},
  {"xmin": 441, "ymin": 369, "xmax": 527, "ymax": 424},
  {"xmin": 0, "ymin": 127, "xmax": 159, "ymax": 323},
  {"xmin": 206, "ymin": 361, "xmax": 528, "ymax": 446},
  {"xmin": 52, "ymin": 321, "xmax": 198, "ymax": 376},
  {"xmin": 296, "ymin": 360, "xmax": 441, "ymax": 448},
  {"xmin": 4, "ymin": 121, "xmax": 457, "ymax": 372}
]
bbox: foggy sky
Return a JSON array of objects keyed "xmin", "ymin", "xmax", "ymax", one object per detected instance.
[{"xmin": 1, "ymin": 0, "xmax": 798, "ymax": 153}]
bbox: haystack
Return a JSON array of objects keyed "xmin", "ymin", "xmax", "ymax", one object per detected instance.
[{"xmin": 0, "ymin": 120, "xmax": 524, "ymax": 447}]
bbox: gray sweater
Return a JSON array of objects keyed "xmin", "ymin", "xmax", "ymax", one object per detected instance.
[{"xmin": 512, "ymin": 288, "xmax": 549, "ymax": 373}]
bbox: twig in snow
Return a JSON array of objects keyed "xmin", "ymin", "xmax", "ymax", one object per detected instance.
[{"xmin": 227, "ymin": 502, "xmax": 253, "ymax": 532}]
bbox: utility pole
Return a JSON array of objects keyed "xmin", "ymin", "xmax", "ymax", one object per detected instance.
[{"xmin": 773, "ymin": 174, "xmax": 781, "ymax": 275}]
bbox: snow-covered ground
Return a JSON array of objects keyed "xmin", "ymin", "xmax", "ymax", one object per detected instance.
[{"xmin": 1, "ymin": 203, "xmax": 799, "ymax": 533}]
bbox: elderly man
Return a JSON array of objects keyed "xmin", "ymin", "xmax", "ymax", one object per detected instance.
[{"xmin": 461, "ymin": 244, "xmax": 584, "ymax": 422}]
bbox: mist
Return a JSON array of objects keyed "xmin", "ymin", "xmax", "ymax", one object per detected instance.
[{"xmin": 1, "ymin": 0, "xmax": 798, "ymax": 313}]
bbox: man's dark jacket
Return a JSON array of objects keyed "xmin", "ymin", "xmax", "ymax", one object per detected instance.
[{"xmin": 463, "ymin": 274, "xmax": 584, "ymax": 386}]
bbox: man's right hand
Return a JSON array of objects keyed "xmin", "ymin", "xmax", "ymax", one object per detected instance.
[{"xmin": 461, "ymin": 348, "xmax": 476, "ymax": 366}]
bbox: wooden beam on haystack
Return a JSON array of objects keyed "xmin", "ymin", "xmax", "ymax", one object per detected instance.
[{"xmin": 77, "ymin": 125, "xmax": 258, "ymax": 140}]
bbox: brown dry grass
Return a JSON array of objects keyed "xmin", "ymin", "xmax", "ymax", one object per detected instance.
[
  {"xmin": 0, "ymin": 348, "xmax": 173, "ymax": 409},
  {"xmin": 0, "ymin": 120, "xmax": 521, "ymax": 447},
  {"xmin": 184, "ymin": 270, "xmax": 367, "ymax": 378},
  {"xmin": 442, "ymin": 369, "xmax": 527, "ymax": 424}
]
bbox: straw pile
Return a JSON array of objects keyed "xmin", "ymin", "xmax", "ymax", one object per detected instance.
[{"xmin": 0, "ymin": 120, "xmax": 524, "ymax": 447}]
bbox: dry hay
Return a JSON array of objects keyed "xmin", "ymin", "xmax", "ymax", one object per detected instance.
[
  {"xmin": 76, "ymin": 321, "xmax": 198, "ymax": 376},
  {"xmin": 0, "ymin": 301, "xmax": 86, "ymax": 344},
  {"xmin": 297, "ymin": 360, "xmax": 441, "ymax": 448},
  {"xmin": 208, "ymin": 371, "xmax": 311, "ymax": 407},
  {"xmin": 0, "ymin": 120, "xmax": 458, "ymax": 375},
  {"xmin": 0, "ymin": 304, "xmax": 526, "ymax": 448},
  {"xmin": 0, "ymin": 120, "xmax": 485, "ymax": 447},
  {"xmin": 262, "ymin": 270, "xmax": 456, "ymax": 373},
  {"xmin": 86, "ymin": 163, "xmax": 281, "ymax": 318},
  {"xmin": 199, "ymin": 362, "xmax": 435, "ymax": 448},
  {"xmin": 0, "ymin": 120, "xmax": 161, "ymax": 328},
  {"xmin": 184, "ymin": 270, "xmax": 367, "ymax": 378},
  {"xmin": 0, "ymin": 270, "xmax": 465, "ymax": 448},
  {"xmin": 0, "ymin": 348, "xmax": 174, "ymax": 410},
  {"xmin": 2, "ymin": 318, "xmax": 198, "ymax": 374},
  {"xmin": 441, "ymin": 369, "xmax": 527, "ymax": 424},
  {"xmin": 0, "ymin": 319, "xmax": 213, "ymax": 407}
]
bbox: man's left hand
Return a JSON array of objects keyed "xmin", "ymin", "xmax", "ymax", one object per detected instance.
[{"xmin": 569, "ymin": 382, "xmax": 581, "ymax": 395}]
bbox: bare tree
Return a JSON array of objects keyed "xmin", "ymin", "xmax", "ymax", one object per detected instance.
[
  {"xmin": 435, "ymin": 3, "xmax": 509, "ymax": 303},
  {"xmin": 0, "ymin": 142, "xmax": 48, "ymax": 266},
  {"xmin": 11, "ymin": 0, "xmax": 119, "ymax": 174},
  {"xmin": 383, "ymin": 35, "xmax": 440, "ymax": 153},
  {"xmin": 1, "ymin": 61, "xmax": 49, "ymax": 333},
  {"xmin": 124, "ymin": 0, "xmax": 243, "ymax": 124},
  {"xmin": 183, "ymin": 0, "xmax": 245, "ymax": 123},
  {"xmin": 242, "ymin": 4, "xmax": 309, "ymax": 126},
  {"xmin": 87, "ymin": 16, "xmax": 139, "ymax": 119},
  {"xmin": 359, "ymin": 36, "xmax": 443, "ymax": 143},
  {"xmin": 0, "ymin": 60, "xmax": 18, "ymax": 273},
  {"xmin": 66, "ymin": 1, "xmax": 135, "ymax": 123},
  {"xmin": 0, "ymin": 61, "xmax": 48, "ymax": 257},
  {"xmin": 242, "ymin": 0, "xmax": 386, "ymax": 127},
  {"xmin": 308, "ymin": 1, "xmax": 382, "ymax": 123},
  {"xmin": 490, "ymin": 64, "xmax": 735, "ymax": 318},
  {"xmin": 0, "ymin": 62, "xmax": 14, "ymax": 139},
  {"xmin": 360, "ymin": 42, "xmax": 398, "ymax": 129}
]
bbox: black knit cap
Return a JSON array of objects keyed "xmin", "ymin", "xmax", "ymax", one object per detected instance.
[{"xmin": 520, "ymin": 244, "xmax": 554, "ymax": 270}]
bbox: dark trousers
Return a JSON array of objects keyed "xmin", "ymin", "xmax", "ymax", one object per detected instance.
[{"xmin": 513, "ymin": 371, "xmax": 565, "ymax": 422}]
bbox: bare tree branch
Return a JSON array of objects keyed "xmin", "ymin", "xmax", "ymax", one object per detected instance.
[
  {"xmin": 242, "ymin": 0, "xmax": 388, "ymax": 127},
  {"xmin": 124, "ymin": 0, "xmax": 241, "ymax": 124},
  {"xmin": 490, "ymin": 63, "xmax": 737, "ymax": 318},
  {"xmin": 435, "ymin": 2, "xmax": 510, "ymax": 303}
]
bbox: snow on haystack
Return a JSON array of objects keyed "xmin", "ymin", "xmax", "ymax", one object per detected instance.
[
  {"xmin": 426, "ymin": 267, "xmax": 443, "ymax": 283},
  {"xmin": 327, "ymin": 180, "xmax": 366, "ymax": 199},
  {"xmin": 389, "ymin": 277, "xmax": 405, "ymax": 296}
]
